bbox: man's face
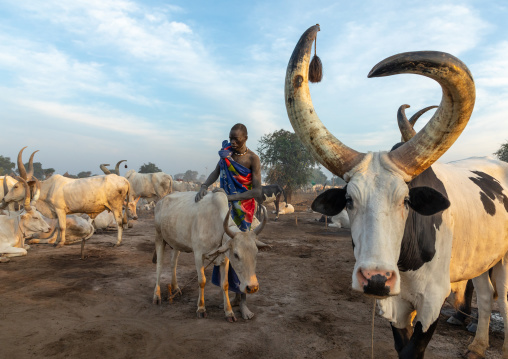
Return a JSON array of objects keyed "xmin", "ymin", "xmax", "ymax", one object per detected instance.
[{"xmin": 229, "ymin": 129, "xmax": 247, "ymax": 151}]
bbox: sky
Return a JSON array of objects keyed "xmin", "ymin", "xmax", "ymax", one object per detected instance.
[{"xmin": 1, "ymin": 0, "xmax": 508, "ymax": 179}]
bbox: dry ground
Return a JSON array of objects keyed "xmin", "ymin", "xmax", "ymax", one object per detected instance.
[{"xmin": 0, "ymin": 199, "xmax": 505, "ymax": 358}]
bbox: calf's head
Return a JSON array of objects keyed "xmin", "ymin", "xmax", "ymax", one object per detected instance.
[
  {"xmin": 286, "ymin": 25, "xmax": 474, "ymax": 298},
  {"xmin": 207, "ymin": 206, "xmax": 270, "ymax": 294}
]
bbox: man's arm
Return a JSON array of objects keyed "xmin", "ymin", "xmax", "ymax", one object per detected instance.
[
  {"xmin": 226, "ymin": 154, "xmax": 262, "ymax": 202},
  {"xmin": 195, "ymin": 162, "xmax": 220, "ymax": 202}
]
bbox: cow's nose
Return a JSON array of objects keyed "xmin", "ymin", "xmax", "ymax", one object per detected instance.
[
  {"xmin": 246, "ymin": 285, "xmax": 259, "ymax": 294},
  {"xmin": 357, "ymin": 269, "xmax": 396, "ymax": 298},
  {"xmin": 133, "ymin": 215, "xmax": 138, "ymax": 220}
]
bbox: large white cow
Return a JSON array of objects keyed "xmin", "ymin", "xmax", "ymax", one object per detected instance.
[
  {"xmin": 4, "ymin": 151, "xmax": 132, "ymax": 248},
  {"xmin": 0, "ymin": 177, "xmax": 50, "ymax": 261},
  {"xmin": 286, "ymin": 25, "xmax": 508, "ymax": 358},
  {"xmin": 152, "ymin": 190, "xmax": 268, "ymax": 321},
  {"xmin": 31, "ymin": 214, "xmax": 94, "ymax": 245},
  {"xmin": 101, "ymin": 162, "xmax": 172, "ymax": 202}
]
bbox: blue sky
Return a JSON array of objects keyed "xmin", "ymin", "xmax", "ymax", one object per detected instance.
[{"xmin": 1, "ymin": 0, "xmax": 507, "ymax": 179}]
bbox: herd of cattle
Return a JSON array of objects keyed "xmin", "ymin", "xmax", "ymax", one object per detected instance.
[{"xmin": 3, "ymin": 24, "xmax": 508, "ymax": 359}]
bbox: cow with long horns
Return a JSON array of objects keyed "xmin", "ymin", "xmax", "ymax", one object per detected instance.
[
  {"xmin": 3, "ymin": 148, "xmax": 132, "ymax": 248},
  {"xmin": 286, "ymin": 25, "xmax": 508, "ymax": 358},
  {"xmin": 152, "ymin": 190, "xmax": 268, "ymax": 321}
]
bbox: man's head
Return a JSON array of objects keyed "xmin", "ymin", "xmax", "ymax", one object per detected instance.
[{"xmin": 229, "ymin": 123, "xmax": 248, "ymax": 151}]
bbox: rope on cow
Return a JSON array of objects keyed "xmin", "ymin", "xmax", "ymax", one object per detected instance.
[
  {"xmin": 169, "ymin": 253, "xmax": 221, "ymax": 302},
  {"xmin": 371, "ymin": 299, "xmax": 376, "ymax": 359},
  {"xmin": 445, "ymin": 298, "xmax": 477, "ymax": 321}
]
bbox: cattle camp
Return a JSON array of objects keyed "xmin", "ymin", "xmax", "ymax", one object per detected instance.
[{"xmin": 2, "ymin": 3, "xmax": 508, "ymax": 359}]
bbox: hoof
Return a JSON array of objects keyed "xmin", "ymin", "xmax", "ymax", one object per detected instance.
[
  {"xmin": 225, "ymin": 315, "xmax": 237, "ymax": 323},
  {"xmin": 0, "ymin": 257, "xmax": 10, "ymax": 263},
  {"xmin": 153, "ymin": 296, "xmax": 162, "ymax": 305},
  {"xmin": 466, "ymin": 322, "xmax": 478, "ymax": 333},
  {"xmin": 241, "ymin": 309, "xmax": 255, "ymax": 320},
  {"xmin": 197, "ymin": 311, "xmax": 207, "ymax": 319},
  {"xmin": 447, "ymin": 316, "xmax": 464, "ymax": 326},
  {"xmin": 114, "ymin": 243, "xmax": 121, "ymax": 248},
  {"xmin": 55, "ymin": 243, "xmax": 64, "ymax": 248}
]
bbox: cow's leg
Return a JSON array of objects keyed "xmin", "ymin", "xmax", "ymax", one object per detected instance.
[
  {"xmin": 239, "ymin": 293, "xmax": 254, "ymax": 320},
  {"xmin": 152, "ymin": 231, "xmax": 166, "ymax": 305},
  {"xmin": 467, "ymin": 271, "xmax": 494, "ymax": 358},
  {"xmin": 378, "ymin": 296, "xmax": 414, "ymax": 355},
  {"xmin": 169, "ymin": 249, "xmax": 181, "ymax": 296},
  {"xmin": 448, "ymin": 279, "xmax": 474, "ymax": 325},
  {"xmin": 195, "ymin": 254, "xmax": 207, "ymax": 318},
  {"xmin": 220, "ymin": 257, "xmax": 236, "ymax": 322},
  {"xmin": 55, "ymin": 210, "xmax": 68, "ymax": 248},
  {"xmin": 0, "ymin": 245, "xmax": 27, "ymax": 257},
  {"xmin": 491, "ymin": 258, "xmax": 508, "ymax": 358},
  {"xmin": 397, "ymin": 319, "xmax": 439, "ymax": 359},
  {"xmin": 113, "ymin": 210, "xmax": 124, "ymax": 247}
]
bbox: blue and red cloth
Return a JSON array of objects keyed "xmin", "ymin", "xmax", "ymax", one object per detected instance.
[{"xmin": 212, "ymin": 140, "xmax": 256, "ymax": 292}]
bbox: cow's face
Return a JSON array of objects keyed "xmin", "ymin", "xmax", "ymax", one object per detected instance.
[
  {"xmin": 4, "ymin": 181, "xmax": 26, "ymax": 203},
  {"xmin": 124, "ymin": 197, "xmax": 139, "ymax": 220},
  {"xmin": 312, "ymin": 154, "xmax": 449, "ymax": 298},
  {"xmin": 21, "ymin": 209, "xmax": 51, "ymax": 235},
  {"xmin": 227, "ymin": 231, "xmax": 260, "ymax": 294}
]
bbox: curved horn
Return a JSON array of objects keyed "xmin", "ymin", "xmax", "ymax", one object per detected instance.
[
  {"xmin": 114, "ymin": 160, "xmax": 127, "ymax": 175},
  {"xmin": 27, "ymin": 150, "xmax": 39, "ymax": 180},
  {"xmin": 397, "ymin": 105, "xmax": 438, "ymax": 142},
  {"xmin": 15, "ymin": 176, "xmax": 31, "ymax": 212},
  {"xmin": 369, "ymin": 52, "xmax": 475, "ymax": 178},
  {"xmin": 223, "ymin": 210, "xmax": 236, "ymax": 238},
  {"xmin": 285, "ymin": 25, "xmax": 364, "ymax": 178},
  {"xmin": 100, "ymin": 164, "xmax": 112, "ymax": 175},
  {"xmin": 254, "ymin": 206, "xmax": 267, "ymax": 235},
  {"xmin": 30, "ymin": 177, "xmax": 41, "ymax": 206},
  {"xmin": 17, "ymin": 146, "xmax": 28, "ymax": 180}
]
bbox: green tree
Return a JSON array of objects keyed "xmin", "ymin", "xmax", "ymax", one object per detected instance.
[
  {"xmin": 0, "ymin": 155, "xmax": 15, "ymax": 175},
  {"xmin": 43, "ymin": 168, "xmax": 55, "ymax": 179},
  {"xmin": 183, "ymin": 170, "xmax": 198, "ymax": 182},
  {"xmin": 139, "ymin": 162, "xmax": 162, "ymax": 173},
  {"xmin": 257, "ymin": 129, "xmax": 320, "ymax": 201},
  {"xmin": 310, "ymin": 168, "xmax": 327, "ymax": 186},
  {"xmin": 21, "ymin": 162, "xmax": 54, "ymax": 180},
  {"xmin": 495, "ymin": 141, "xmax": 508, "ymax": 162},
  {"xmin": 328, "ymin": 175, "xmax": 346, "ymax": 186},
  {"xmin": 174, "ymin": 173, "xmax": 184, "ymax": 180},
  {"xmin": 77, "ymin": 171, "xmax": 92, "ymax": 178}
]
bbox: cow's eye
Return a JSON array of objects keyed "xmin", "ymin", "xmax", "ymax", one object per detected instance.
[
  {"xmin": 234, "ymin": 253, "xmax": 240, "ymax": 260},
  {"xmin": 404, "ymin": 196, "xmax": 410, "ymax": 209},
  {"xmin": 345, "ymin": 195, "xmax": 353, "ymax": 210}
]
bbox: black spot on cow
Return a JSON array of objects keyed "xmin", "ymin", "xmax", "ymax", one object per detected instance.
[
  {"xmin": 398, "ymin": 167, "xmax": 448, "ymax": 272},
  {"xmin": 469, "ymin": 171, "xmax": 508, "ymax": 216}
]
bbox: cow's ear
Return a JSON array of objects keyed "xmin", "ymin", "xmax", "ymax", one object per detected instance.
[
  {"xmin": 408, "ymin": 186, "xmax": 450, "ymax": 216},
  {"xmin": 206, "ymin": 238, "xmax": 232, "ymax": 257},
  {"xmin": 311, "ymin": 187, "xmax": 348, "ymax": 216}
]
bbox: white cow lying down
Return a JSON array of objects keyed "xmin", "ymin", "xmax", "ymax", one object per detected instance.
[
  {"xmin": 153, "ymin": 190, "xmax": 268, "ymax": 322},
  {"xmin": 30, "ymin": 214, "xmax": 94, "ymax": 245},
  {"xmin": 272, "ymin": 202, "xmax": 294, "ymax": 215},
  {"xmin": 328, "ymin": 210, "xmax": 350, "ymax": 229}
]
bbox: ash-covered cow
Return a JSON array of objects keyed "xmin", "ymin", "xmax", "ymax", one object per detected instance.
[
  {"xmin": 286, "ymin": 25, "xmax": 508, "ymax": 358},
  {"xmin": 4, "ymin": 150, "xmax": 132, "ymax": 248},
  {"xmin": 0, "ymin": 177, "xmax": 50, "ymax": 261},
  {"xmin": 152, "ymin": 190, "xmax": 268, "ymax": 321},
  {"xmin": 100, "ymin": 162, "xmax": 173, "ymax": 203}
]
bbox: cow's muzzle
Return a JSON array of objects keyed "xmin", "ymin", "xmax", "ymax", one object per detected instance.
[
  {"xmin": 357, "ymin": 269, "xmax": 397, "ymax": 298},
  {"xmin": 245, "ymin": 284, "xmax": 259, "ymax": 294}
]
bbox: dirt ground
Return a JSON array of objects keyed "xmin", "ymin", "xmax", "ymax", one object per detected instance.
[{"xmin": 1, "ymin": 200, "xmax": 505, "ymax": 359}]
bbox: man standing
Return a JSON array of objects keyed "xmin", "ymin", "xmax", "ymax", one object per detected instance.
[{"xmin": 195, "ymin": 123, "xmax": 262, "ymax": 319}]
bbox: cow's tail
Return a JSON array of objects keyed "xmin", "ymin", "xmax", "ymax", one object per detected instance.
[
  {"xmin": 123, "ymin": 181, "xmax": 131, "ymax": 225},
  {"xmin": 281, "ymin": 186, "xmax": 288, "ymax": 207}
]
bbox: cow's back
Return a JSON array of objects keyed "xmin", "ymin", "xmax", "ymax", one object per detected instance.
[
  {"xmin": 155, "ymin": 191, "xmax": 229, "ymax": 253},
  {"xmin": 433, "ymin": 159, "xmax": 508, "ymax": 282}
]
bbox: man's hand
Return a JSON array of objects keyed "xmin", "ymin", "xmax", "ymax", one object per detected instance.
[{"xmin": 195, "ymin": 185, "xmax": 208, "ymax": 202}]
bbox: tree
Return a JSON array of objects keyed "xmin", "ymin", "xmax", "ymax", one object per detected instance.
[
  {"xmin": 20, "ymin": 162, "xmax": 54, "ymax": 180},
  {"xmin": 0, "ymin": 155, "xmax": 15, "ymax": 175},
  {"xmin": 329, "ymin": 175, "xmax": 346, "ymax": 186},
  {"xmin": 310, "ymin": 168, "xmax": 327, "ymax": 186},
  {"xmin": 139, "ymin": 162, "xmax": 162, "ymax": 173},
  {"xmin": 77, "ymin": 171, "xmax": 92, "ymax": 178},
  {"xmin": 43, "ymin": 168, "xmax": 55, "ymax": 179},
  {"xmin": 495, "ymin": 141, "xmax": 508, "ymax": 162},
  {"xmin": 257, "ymin": 129, "xmax": 320, "ymax": 201},
  {"xmin": 183, "ymin": 170, "xmax": 198, "ymax": 182},
  {"xmin": 174, "ymin": 173, "xmax": 184, "ymax": 180},
  {"xmin": 198, "ymin": 174, "xmax": 206, "ymax": 183}
]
